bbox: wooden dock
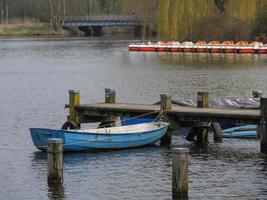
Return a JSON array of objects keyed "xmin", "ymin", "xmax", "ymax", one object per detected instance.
[
  {"xmin": 75, "ymin": 103, "xmax": 260, "ymax": 124},
  {"xmin": 63, "ymin": 89, "xmax": 267, "ymax": 154}
]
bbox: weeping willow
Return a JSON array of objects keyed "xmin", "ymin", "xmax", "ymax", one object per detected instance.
[
  {"xmin": 156, "ymin": 0, "xmax": 266, "ymax": 40},
  {"xmin": 157, "ymin": 0, "xmax": 212, "ymax": 40},
  {"xmin": 225, "ymin": 0, "xmax": 258, "ymax": 21}
]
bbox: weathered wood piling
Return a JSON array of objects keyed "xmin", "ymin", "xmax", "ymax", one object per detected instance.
[
  {"xmin": 47, "ymin": 138, "xmax": 63, "ymax": 185},
  {"xmin": 160, "ymin": 94, "xmax": 173, "ymax": 146},
  {"xmin": 252, "ymin": 90, "xmax": 263, "ymax": 98},
  {"xmin": 62, "ymin": 90, "xmax": 80, "ymax": 129},
  {"xmin": 195, "ymin": 91, "xmax": 210, "ymax": 145},
  {"xmin": 105, "ymin": 88, "xmax": 116, "ymax": 103},
  {"xmin": 99, "ymin": 88, "xmax": 117, "ymax": 127},
  {"xmin": 260, "ymin": 98, "xmax": 267, "ymax": 154},
  {"xmin": 172, "ymin": 148, "xmax": 189, "ymax": 199}
]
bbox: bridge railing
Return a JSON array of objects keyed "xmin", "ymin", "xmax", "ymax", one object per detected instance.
[{"xmin": 63, "ymin": 14, "xmax": 143, "ymax": 22}]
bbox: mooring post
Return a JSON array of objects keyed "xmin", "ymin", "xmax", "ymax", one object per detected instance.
[
  {"xmin": 197, "ymin": 91, "xmax": 209, "ymax": 108},
  {"xmin": 172, "ymin": 148, "xmax": 189, "ymax": 199},
  {"xmin": 211, "ymin": 122, "xmax": 222, "ymax": 143},
  {"xmin": 160, "ymin": 94, "xmax": 172, "ymax": 146},
  {"xmin": 68, "ymin": 90, "xmax": 80, "ymax": 126},
  {"xmin": 47, "ymin": 138, "xmax": 63, "ymax": 185},
  {"xmin": 196, "ymin": 91, "xmax": 210, "ymax": 144},
  {"xmin": 105, "ymin": 88, "xmax": 116, "ymax": 103},
  {"xmin": 260, "ymin": 98, "xmax": 267, "ymax": 154},
  {"xmin": 160, "ymin": 94, "xmax": 172, "ymax": 111},
  {"xmin": 101, "ymin": 88, "xmax": 116, "ymax": 127},
  {"xmin": 252, "ymin": 90, "xmax": 263, "ymax": 98}
]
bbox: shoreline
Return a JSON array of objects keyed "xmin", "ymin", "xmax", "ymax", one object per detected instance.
[
  {"xmin": 0, "ymin": 23, "xmax": 83, "ymax": 37},
  {"xmin": 0, "ymin": 23, "xmax": 141, "ymax": 38}
]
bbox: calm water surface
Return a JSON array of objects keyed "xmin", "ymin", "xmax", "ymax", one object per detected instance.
[{"xmin": 0, "ymin": 37, "xmax": 267, "ymax": 200}]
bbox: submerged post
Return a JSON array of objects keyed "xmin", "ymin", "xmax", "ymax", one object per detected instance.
[
  {"xmin": 260, "ymin": 98, "xmax": 267, "ymax": 154},
  {"xmin": 47, "ymin": 138, "xmax": 63, "ymax": 185},
  {"xmin": 172, "ymin": 148, "xmax": 189, "ymax": 199},
  {"xmin": 160, "ymin": 94, "xmax": 172, "ymax": 146},
  {"xmin": 105, "ymin": 88, "xmax": 116, "ymax": 103},
  {"xmin": 252, "ymin": 90, "xmax": 263, "ymax": 98},
  {"xmin": 68, "ymin": 90, "xmax": 80, "ymax": 125}
]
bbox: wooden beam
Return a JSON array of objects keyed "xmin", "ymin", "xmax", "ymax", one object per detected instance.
[{"xmin": 75, "ymin": 103, "xmax": 260, "ymax": 123}]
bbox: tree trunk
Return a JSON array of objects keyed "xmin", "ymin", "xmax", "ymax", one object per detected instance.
[
  {"xmin": 5, "ymin": 0, "xmax": 8, "ymax": 25},
  {"xmin": 23, "ymin": 0, "xmax": 26, "ymax": 23},
  {"xmin": 37, "ymin": 0, "xmax": 40, "ymax": 23},
  {"xmin": 87, "ymin": 0, "xmax": 91, "ymax": 16},
  {"xmin": 0, "ymin": 0, "xmax": 3, "ymax": 25},
  {"xmin": 57, "ymin": 0, "xmax": 61, "ymax": 31},
  {"xmin": 48, "ymin": 0, "xmax": 57, "ymax": 31},
  {"xmin": 62, "ymin": 0, "xmax": 65, "ymax": 18},
  {"xmin": 48, "ymin": 0, "xmax": 54, "ymax": 25}
]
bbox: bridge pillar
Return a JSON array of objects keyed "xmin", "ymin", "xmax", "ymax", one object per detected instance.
[
  {"xmin": 134, "ymin": 25, "xmax": 142, "ymax": 37},
  {"xmin": 78, "ymin": 26, "xmax": 92, "ymax": 36},
  {"xmin": 92, "ymin": 26, "xmax": 103, "ymax": 37}
]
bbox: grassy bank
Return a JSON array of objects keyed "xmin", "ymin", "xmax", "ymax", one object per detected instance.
[{"xmin": 0, "ymin": 23, "xmax": 82, "ymax": 37}]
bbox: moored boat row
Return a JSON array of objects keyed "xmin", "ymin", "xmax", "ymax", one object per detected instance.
[{"xmin": 129, "ymin": 41, "xmax": 267, "ymax": 54}]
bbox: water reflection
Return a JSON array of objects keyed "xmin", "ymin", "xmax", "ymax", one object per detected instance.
[
  {"xmin": 1, "ymin": 37, "xmax": 267, "ymax": 199},
  {"xmin": 156, "ymin": 53, "xmax": 264, "ymax": 68},
  {"xmin": 48, "ymin": 183, "xmax": 65, "ymax": 200}
]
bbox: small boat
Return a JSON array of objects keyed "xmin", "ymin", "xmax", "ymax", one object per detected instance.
[
  {"xmin": 121, "ymin": 118, "xmax": 257, "ymax": 139},
  {"xmin": 30, "ymin": 122, "xmax": 169, "ymax": 151},
  {"xmin": 222, "ymin": 125, "xmax": 257, "ymax": 139}
]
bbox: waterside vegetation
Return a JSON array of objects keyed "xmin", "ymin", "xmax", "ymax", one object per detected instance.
[{"xmin": 0, "ymin": 0, "xmax": 266, "ymax": 40}]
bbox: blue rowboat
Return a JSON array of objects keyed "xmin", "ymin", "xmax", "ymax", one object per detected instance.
[
  {"xmin": 222, "ymin": 125, "xmax": 257, "ymax": 139},
  {"xmin": 30, "ymin": 122, "xmax": 169, "ymax": 151},
  {"xmin": 121, "ymin": 117, "xmax": 158, "ymax": 126}
]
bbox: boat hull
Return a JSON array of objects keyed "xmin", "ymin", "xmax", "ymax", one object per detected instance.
[
  {"xmin": 259, "ymin": 49, "xmax": 267, "ymax": 54},
  {"xmin": 239, "ymin": 48, "xmax": 256, "ymax": 54},
  {"xmin": 30, "ymin": 122, "xmax": 169, "ymax": 151},
  {"xmin": 222, "ymin": 125, "xmax": 257, "ymax": 139}
]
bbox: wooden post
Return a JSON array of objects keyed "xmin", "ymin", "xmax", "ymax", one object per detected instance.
[
  {"xmin": 47, "ymin": 138, "xmax": 63, "ymax": 185},
  {"xmin": 160, "ymin": 94, "xmax": 172, "ymax": 146},
  {"xmin": 172, "ymin": 148, "xmax": 189, "ymax": 199},
  {"xmin": 105, "ymin": 88, "xmax": 116, "ymax": 103},
  {"xmin": 196, "ymin": 91, "xmax": 209, "ymax": 144},
  {"xmin": 68, "ymin": 90, "xmax": 80, "ymax": 126},
  {"xmin": 211, "ymin": 122, "xmax": 222, "ymax": 143},
  {"xmin": 197, "ymin": 91, "xmax": 209, "ymax": 108},
  {"xmin": 101, "ymin": 88, "xmax": 116, "ymax": 127},
  {"xmin": 160, "ymin": 94, "xmax": 172, "ymax": 111},
  {"xmin": 252, "ymin": 90, "xmax": 263, "ymax": 98},
  {"xmin": 260, "ymin": 98, "xmax": 267, "ymax": 154}
]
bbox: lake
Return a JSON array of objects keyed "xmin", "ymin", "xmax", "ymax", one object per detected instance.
[{"xmin": 0, "ymin": 36, "xmax": 267, "ymax": 199}]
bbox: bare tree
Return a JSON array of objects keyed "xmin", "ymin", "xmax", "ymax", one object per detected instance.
[
  {"xmin": 5, "ymin": 0, "xmax": 8, "ymax": 24},
  {"xmin": 0, "ymin": 0, "xmax": 3, "ymax": 24},
  {"xmin": 87, "ymin": 0, "xmax": 91, "ymax": 15},
  {"xmin": 48, "ymin": 0, "xmax": 63, "ymax": 31}
]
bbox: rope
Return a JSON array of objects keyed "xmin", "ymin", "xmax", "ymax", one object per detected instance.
[{"xmin": 153, "ymin": 110, "xmax": 164, "ymax": 122}]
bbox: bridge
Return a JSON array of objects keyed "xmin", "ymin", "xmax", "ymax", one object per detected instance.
[{"xmin": 62, "ymin": 14, "xmax": 146, "ymax": 36}]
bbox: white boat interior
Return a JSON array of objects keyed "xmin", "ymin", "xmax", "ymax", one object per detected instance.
[{"xmin": 76, "ymin": 122, "xmax": 169, "ymax": 134}]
